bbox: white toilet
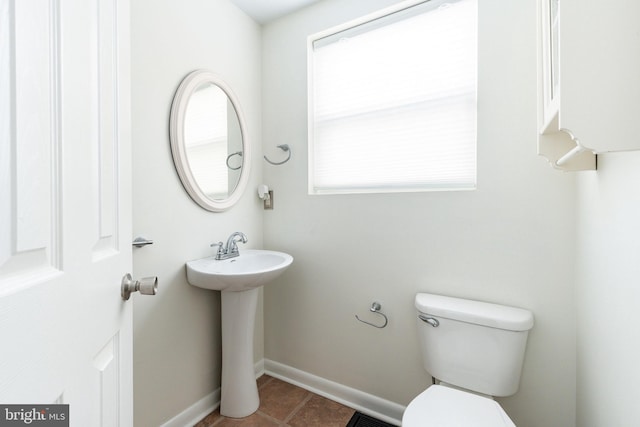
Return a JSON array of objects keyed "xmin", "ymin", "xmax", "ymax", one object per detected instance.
[{"xmin": 403, "ymin": 293, "xmax": 534, "ymax": 426}]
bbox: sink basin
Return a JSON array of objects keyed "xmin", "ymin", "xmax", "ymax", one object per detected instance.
[{"xmin": 186, "ymin": 249, "xmax": 293, "ymax": 292}]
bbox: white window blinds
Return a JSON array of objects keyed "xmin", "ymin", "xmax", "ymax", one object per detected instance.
[{"xmin": 308, "ymin": 0, "xmax": 477, "ymax": 194}]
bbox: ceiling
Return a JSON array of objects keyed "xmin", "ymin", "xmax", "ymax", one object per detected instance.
[{"xmin": 229, "ymin": 0, "xmax": 322, "ymax": 23}]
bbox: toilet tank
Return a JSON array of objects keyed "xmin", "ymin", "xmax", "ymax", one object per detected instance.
[{"xmin": 415, "ymin": 293, "xmax": 534, "ymax": 397}]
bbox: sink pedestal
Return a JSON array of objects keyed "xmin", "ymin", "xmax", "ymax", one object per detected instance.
[
  {"xmin": 220, "ymin": 288, "xmax": 260, "ymax": 417},
  {"xmin": 185, "ymin": 249, "xmax": 293, "ymax": 417}
]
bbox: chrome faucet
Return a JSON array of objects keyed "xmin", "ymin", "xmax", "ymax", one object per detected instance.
[{"xmin": 211, "ymin": 232, "xmax": 248, "ymax": 260}]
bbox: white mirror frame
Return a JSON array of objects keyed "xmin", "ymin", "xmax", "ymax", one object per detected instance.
[{"xmin": 169, "ymin": 70, "xmax": 251, "ymax": 212}]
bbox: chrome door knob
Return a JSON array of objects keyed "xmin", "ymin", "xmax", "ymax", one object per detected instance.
[{"xmin": 121, "ymin": 273, "xmax": 158, "ymax": 301}]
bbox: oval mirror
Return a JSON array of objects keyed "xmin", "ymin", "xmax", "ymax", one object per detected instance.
[{"xmin": 169, "ymin": 70, "xmax": 251, "ymax": 212}]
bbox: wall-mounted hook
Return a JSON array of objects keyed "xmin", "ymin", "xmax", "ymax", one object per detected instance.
[
  {"xmin": 355, "ymin": 301, "xmax": 388, "ymax": 329},
  {"xmin": 264, "ymin": 144, "xmax": 291, "ymax": 165}
]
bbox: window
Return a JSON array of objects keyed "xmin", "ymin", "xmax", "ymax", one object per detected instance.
[{"xmin": 308, "ymin": 0, "xmax": 477, "ymax": 194}]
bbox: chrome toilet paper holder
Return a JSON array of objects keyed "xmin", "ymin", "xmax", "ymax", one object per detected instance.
[{"xmin": 355, "ymin": 301, "xmax": 388, "ymax": 329}]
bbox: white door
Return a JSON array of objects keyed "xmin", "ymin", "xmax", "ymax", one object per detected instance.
[{"xmin": 1, "ymin": 0, "xmax": 133, "ymax": 425}]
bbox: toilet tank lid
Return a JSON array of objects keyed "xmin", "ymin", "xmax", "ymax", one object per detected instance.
[{"xmin": 415, "ymin": 293, "xmax": 534, "ymax": 331}]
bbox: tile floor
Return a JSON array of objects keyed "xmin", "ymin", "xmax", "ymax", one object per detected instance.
[{"xmin": 194, "ymin": 375, "xmax": 356, "ymax": 427}]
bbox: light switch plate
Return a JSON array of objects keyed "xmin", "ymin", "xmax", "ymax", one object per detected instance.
[{"xmin": 264, "ymin": 190, "xmax": 273, "ymax": 210}]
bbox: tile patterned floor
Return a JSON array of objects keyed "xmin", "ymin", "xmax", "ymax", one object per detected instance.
[{"xmin": 194, "ymin": 375, "xmax": 356, "ymax": 427}]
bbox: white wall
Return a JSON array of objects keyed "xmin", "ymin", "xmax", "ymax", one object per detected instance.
[
  {"xmin": 130, "ymin": 0, "xmax": 262, "ymax": 425},
  {"xmin": 261, "ymin": 0, "xmax": 577, "ymax": 426},
  {"xmin": 576, "ymin": 152, "xmax": 640, "ymax": 426}
]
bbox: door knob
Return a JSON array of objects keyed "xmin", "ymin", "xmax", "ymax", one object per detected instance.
[
  {"xmin": 121, "ymin": 273, "xmax": 158, "ymax": 301},
  {"xmin": 132, "ymin": 236, "xmax": 154, "ymax": 248}
]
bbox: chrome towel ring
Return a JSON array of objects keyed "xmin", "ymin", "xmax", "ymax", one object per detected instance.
[
  {"xmin": 264, "ymin": 144, "xmax": 291, "ymax": 165},
  {"xmin": 226, "ymin": 151, "xmax": 243, "ymax": 170},
  {"xmin": 355, "ymin": 302, "xmax": 388, "ymax": 329}
]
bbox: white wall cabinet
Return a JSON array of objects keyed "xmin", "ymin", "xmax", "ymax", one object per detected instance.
[{"xmin": 537, "ymin": 0, "xmax": 640, "ymax": 171}]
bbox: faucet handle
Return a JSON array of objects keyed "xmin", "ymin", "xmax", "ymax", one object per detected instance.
[
  {"xmin": 211, "ymin": 241, "xmax": 224, "ymax": 258},
  {"xmin": 226, "ymin": 232, "xmax": 247, "ymax": 254},
  {"xmin": 228, "ymin": 239, "xmax": 240, "ymax": 254}
]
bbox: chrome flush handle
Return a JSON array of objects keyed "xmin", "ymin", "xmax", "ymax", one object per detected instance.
[{"xmin": 418, "ymin": 314, "xmax": 440, "ymax": 327}]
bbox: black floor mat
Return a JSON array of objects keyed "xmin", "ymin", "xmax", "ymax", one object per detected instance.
[{"xmin": 346, "ymin": 411, "xmax": 396, "ymax": 427}]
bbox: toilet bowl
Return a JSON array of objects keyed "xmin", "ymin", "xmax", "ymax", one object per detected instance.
[
  {"xmin": 402, "ymin": 385, "xmax": 515, "ymax": 426},
  {"xmin": 402, "ymin": 293, "xmax": 534, "ymax": 426}
]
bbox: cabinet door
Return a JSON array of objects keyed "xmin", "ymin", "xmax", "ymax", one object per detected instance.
[
  {"xmin": 537, "ymin": 0, "xmax": 595, "ymax": 170},
  {"xmin": 539, "ymin": 0, "xmax": 559, "ymax": 134},
  {"xmin": 561, "ymin": 0, "xmax": 640, "ymax": 153}
]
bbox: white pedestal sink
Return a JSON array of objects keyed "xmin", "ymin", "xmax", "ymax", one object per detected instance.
[{"xmin": 186, "ymin": 249, "xmax": 293, "ymax": 418}]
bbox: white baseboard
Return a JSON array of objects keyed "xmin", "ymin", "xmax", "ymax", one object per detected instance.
[
  {"xmin": 160, "ymin": 361, "xmax": 265, "ymax": 427},
  {"xmin": 264, "ymin": 359, "xmax": 405, "ymax": 426},
  {"xmin": 255, "ymin": 358, "xmax": 265, "ymax": 378},
  {"xmin": 159, "ymin": 388, "xmax": 220, "ymax": 427}
]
